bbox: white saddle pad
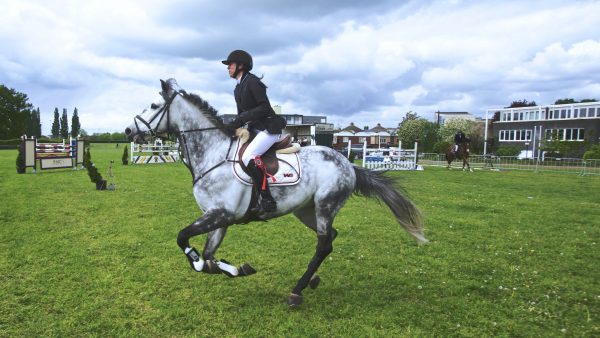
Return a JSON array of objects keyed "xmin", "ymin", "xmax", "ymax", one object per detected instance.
[{"xmin": 232, "ymin": 139, "xmax": 302, "ymax": 186}]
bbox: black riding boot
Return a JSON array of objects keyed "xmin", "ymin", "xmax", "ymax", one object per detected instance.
[{"xmin": 247, "ymin": 159, "xmax": 277, "ymax": 213}]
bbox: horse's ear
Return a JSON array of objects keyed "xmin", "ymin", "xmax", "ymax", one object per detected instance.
[
  {"xmin": 160, "ymin": 79, "xmax": 176, "ymax": 100},
  {"xmin": 160, "ymin": 79, "xmax": 168, "ymax": 94}
]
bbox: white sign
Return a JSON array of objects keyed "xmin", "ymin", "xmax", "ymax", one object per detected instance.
[{"xmin": 40, "ymin": 157, "xmax": 73, "ymax": 170}]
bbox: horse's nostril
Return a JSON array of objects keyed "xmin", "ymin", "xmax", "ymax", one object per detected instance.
[{"xmin": 125, "ymin": 128, "xmax": 131, "ymax": 135}]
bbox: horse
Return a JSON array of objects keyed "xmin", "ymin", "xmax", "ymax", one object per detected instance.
[
  {"xmin": 446, "ymin": 140, "xmax": 472, "ymax": 171},
  {"xmin": 125, "ymin": 79, "xmax": 427, "ymax": 307}
]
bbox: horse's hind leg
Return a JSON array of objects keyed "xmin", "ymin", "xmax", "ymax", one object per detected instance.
[
  {"xmin": 288, "ymin": 202, "xmax": 341, "ymax": 307},
  {"xmin": 293, "ymin": 207, "xmax": 338, "ymax": 290}
]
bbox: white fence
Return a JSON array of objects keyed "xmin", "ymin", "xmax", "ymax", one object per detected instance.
[
  {"xmin": 362, "ymin": 141, "xmax": 422, "ymax": 171},
  {"xmin": 418, "ymin": 153, "xmax": 600, "ymax": 176},
  {"xmin": 130, "ymin": 140, "xmax": 179, "ymax": 165}
]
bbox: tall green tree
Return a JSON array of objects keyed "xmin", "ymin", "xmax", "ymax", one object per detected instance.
[
  {"xmin": 0, "ymin": 84, "xmax": 34, "ymax": 139},
  {"xmin": 35, "ymin": 108, "xmax": 42, "ymax": 137},
  {"xmin": 71, "ymin": 107, "xmax": 81, "ymax": 137},
  {"xmin": 60, "ymin": 108, "xmax": 69, "ymax": 139},
  {"xmin": 51, "ymin": 108, "xmax": 60, "ymax": 138},
  {"xmin": 397, "ymin": 118, "xmax": 438, "ymax": 152}
]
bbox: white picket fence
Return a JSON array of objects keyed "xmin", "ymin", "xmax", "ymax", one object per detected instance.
[{"xmin": 361, "ymin": 141, "xmax": 422, "ymax": 171}]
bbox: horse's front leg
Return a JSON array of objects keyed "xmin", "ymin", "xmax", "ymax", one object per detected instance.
[
  {"xmin": 176, "ymin": 209, "xmax": 255, "ymax": 277},
  {"xmin": 201, "ymin": 228, "xmax": 257, "ymax": 277}
]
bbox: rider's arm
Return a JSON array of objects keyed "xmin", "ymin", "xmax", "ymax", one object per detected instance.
[{"xmin": 238, "ymin": 77, "xmax": 274, "ymax": 123}]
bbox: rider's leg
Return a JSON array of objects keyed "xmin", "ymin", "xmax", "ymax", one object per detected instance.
[{"xmin": 242, "ymin": 130, "xmax": 281, "ymax": 213}]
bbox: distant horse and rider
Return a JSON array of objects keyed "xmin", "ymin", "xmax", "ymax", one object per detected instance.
[{"xmin": 446, "ymin": 130, "xmax": 472, "ymax": 171}]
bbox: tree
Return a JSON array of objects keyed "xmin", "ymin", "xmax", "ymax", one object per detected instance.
[
  {"xmin": 438, "ymin": 118, "xmax": 477, "ymax": 143},
  {"xmin": 0, "ymin": 84, "xmax": 34, "ymax": 139},
  {"xmin": 580, "ymin": 98, "xmax": 598, "ymax": 103},
  {"xmin": 507, "ymin": 99, "xmax": 537, "ymax": 108},
  {"xmin": 71, "ymin": 107, "xmax": 81, "ymax": 138},
  {"xmin": 60, "ymin": 108, "xmax": 69, "ymax": 139},
  {"xmin": 397, "ymin": 118, "xmax": 438, "ymax": 152},
  {"xmin": 554, "ymin": 98, "xmax": 576, "ymax": 105},
  {"xmin": 51, "ymin": 108, "xmax": 60, "ymax": 138},
  {"xmin": 401, "ymin": 111, "xmax": 419, "ymax": 124},
  {"xmin": 34, "ymin": 108, "xmax": 42, "ymax": 137}
]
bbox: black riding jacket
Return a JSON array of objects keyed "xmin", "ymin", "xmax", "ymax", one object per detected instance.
[{"xmin": 234, "ymin": 72, "xmax": 285, "ymax": 134}]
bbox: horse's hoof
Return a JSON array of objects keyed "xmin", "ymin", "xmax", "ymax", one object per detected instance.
[
  {"xmin": 202, "ymin": 260, "xmax": 222, "ymax": 274},
  {"xmin": 309, "ymin": 275, "xmax": 320, "ymax": 289},
  {"xmin": 288, "ymin": 293, "xmax": 303, "ymax": 308},
  {"xmin": 238, "ymin": 263, "xmax": 257, "ymax": 276}
]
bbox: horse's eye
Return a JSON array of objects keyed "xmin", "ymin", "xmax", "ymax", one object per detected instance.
[{"xmin": 151, "ymin": 103, "xmax": 159, "ymax": 109}]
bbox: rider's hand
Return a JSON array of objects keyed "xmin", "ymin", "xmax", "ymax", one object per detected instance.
[{"xmin": 225, "ymin": 118, "xmax": 243, "ymax": 134}]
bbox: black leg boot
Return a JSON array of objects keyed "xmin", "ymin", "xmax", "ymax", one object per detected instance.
[{"xmin": 247, "ymin": 159, "xmax": 277, "ymax": 214}]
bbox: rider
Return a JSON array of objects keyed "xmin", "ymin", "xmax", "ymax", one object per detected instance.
[
  {"xmin": 223, "ymin": 50, "xmax": 286, "ymax": 214},
  {"xmin": 454, "ymin": 130, "xmax": 465, "ymax": 155}
]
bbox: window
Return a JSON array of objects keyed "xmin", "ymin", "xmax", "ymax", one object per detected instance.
[
  {"xmin": 342, "ymin": 137, "xmax": 348, "ymax": 143},
  {"xmin": 547, "ymin": 128, "xmax": 585, "ymax": 141},
  {"xmin": 580, "ymin": 108, "xmax": 587, "ymax": 118},
  {"xmin": 499, "ymin": 129, "xmax": 532, "ymax": 142},
  {"xmin": 574, "ymin": 109, "xmax": 578, "ymax": 118},
  {"xmin": 560, "ymin": 109, "xmax": 567, "ymax": 119},
  {"xmin": 358, "ymin": 137, "xmax": 366, "ymax": 143}
]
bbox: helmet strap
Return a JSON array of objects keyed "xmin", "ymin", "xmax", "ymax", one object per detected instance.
[{"xmin": 233, "ymin": 64, "xmax": 245, "ymax": 79}]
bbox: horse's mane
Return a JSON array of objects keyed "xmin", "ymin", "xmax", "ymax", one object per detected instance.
[{"xmin": 178, "ymin": 90, "xmax": 229, "ymax": 134}]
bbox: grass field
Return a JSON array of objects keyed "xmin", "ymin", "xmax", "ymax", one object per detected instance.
[{"xmin": 1, "ymin": 143, "xmax": 599, "ymax": 337}]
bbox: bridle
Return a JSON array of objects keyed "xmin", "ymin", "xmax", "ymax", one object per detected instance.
[{"xmin": 133, "ymin": 90, "xmax": 236, "ymax": 185}]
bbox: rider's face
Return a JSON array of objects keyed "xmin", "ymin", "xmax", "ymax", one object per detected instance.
[{"xmin": 227, "ymin": 62, "xmax": 237, "ymax": 78}]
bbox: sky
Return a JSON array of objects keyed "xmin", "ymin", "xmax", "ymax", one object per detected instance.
[{"xmin": 1, "ymin": 0, "xmax": 600, "ymax": 135}]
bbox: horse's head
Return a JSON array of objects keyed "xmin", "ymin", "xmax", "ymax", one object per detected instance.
[{"xmin": 125, "ymin": 79, "xmax": 180, "ymax": 143}]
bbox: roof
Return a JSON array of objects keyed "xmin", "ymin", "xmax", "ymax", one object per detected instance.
[
  {"xmin": 368, "ymin": 123, "xmax": 387, "ymax": 132},
  {"xmin": 342, "ymin": 122, "xmax": 362, "ymax": 133}
]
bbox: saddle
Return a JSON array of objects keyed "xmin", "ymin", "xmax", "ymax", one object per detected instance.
[{"xmin": 236, "ymin": 129, "xmax": 295, "ymax": 176}]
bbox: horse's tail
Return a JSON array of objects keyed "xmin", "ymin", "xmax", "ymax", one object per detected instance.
[{"xmin": 352, "ymin": 166, "xmax": 428, "ymax": 244}]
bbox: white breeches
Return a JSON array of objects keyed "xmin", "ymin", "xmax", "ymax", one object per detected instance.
[{"xmin": 242, "ymin": 130, "xmax": 282, "ymax": 165}]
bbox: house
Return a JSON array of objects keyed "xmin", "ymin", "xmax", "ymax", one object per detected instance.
[
  {"xmin": 486, "ymin": 101, "xmax": 600, "ymax": 155},
  {"xmin": 332, "ymin": 123, "xmax": 398, "ymax": 150}
]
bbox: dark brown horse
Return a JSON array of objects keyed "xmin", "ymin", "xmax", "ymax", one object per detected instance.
[{"xmin": 446, "ymin": 140, "xmax": 472, "ymax": 171}]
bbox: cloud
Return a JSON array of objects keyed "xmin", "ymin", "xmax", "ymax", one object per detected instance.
[{"xmin": 1, "ymin": 0, "xmax": 599, "ymax": 134}]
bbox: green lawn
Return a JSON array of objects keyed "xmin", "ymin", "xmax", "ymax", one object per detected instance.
[{"xmin": 1, "ymin": 144, "xmax": 599, "ymax": 337}]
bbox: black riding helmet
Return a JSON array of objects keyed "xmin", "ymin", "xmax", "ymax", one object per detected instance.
[{"xmin": 221, "ymin": 50, "xmax": 253, "ymax": 71}]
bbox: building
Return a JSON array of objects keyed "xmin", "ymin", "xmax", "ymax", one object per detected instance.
[
  {"xmin": 435, "ymin": 111, "xmax": 476, "ymax": 125},
  {"xmin": 486, "ymin": 101, "xmax": 600, "ymax": 155},
  {"xmin": 332, "ymin": 123, "xmax": 399, "ymax": 149}
]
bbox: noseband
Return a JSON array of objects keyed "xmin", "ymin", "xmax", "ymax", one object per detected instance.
[{"xmin": 133, "ymin": 90, "xmax": 235, "ymax": 185}]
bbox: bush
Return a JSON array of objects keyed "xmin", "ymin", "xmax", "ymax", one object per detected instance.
[
  {"xmin": 83, "ymin": 148, "xmax": 103, "ymax": 184},
  {"xmin": 433, "ymin": 141, "xmax": 450, "ymax": 154},
  {"xmin": 583, "ymin": 144, "xmax": 600, "ymax": 160},
  {"xmin": 495, "ymin": 146, "xmax": 521, "ymax": 157},
  {"xmin": 16, "ymin": 143, "xmax": 25, "ymax": 174},
  {"xmin": 122, "ymin": 145, "xmax": 129, "ymax": 165}
]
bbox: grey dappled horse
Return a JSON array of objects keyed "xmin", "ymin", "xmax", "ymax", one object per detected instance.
[{"xmin": 125, "ymin": 79, "xmax": 427, "ymax": 307}]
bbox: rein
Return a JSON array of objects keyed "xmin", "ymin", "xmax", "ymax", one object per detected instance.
[{"xmin": 136, "ymin": 90, "xmax": 237, "ymax": 185}]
